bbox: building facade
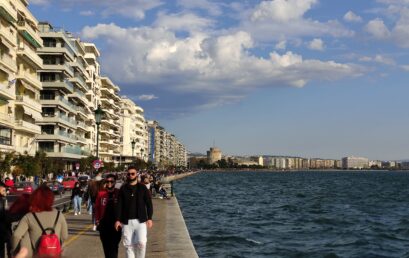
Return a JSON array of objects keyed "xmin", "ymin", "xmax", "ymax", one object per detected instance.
[{"xmin": 342, "ymin": 156, "xmax": 369, "ymax": 169}]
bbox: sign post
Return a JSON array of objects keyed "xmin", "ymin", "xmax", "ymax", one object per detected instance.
[{"xmin": 92, "ymin": 160, "xmax": 103, "ymax": 177}]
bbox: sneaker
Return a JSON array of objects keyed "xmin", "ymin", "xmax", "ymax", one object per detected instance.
[
  {"xmin": 78, "ymin": 212, "xmax": 81, "ymax": 215},
  {"xmin": 93, "ymin": 225, "xmax": 97, "ymax": 231},
  {"xmin": 74, "ymin": 212, "xmax": 78, "ymax": 216}
]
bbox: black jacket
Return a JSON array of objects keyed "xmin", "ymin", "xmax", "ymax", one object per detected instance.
[
  {"xmin": 116, "ymin": 183, "xmax": 153, "ymax": 224},
  {"xmin": 0, "ymin": 197, "xmax": 8, "ymax": 241},
  {"xmin": 71, "ymin": 186, "xmax": 84, "ymax": 199}
]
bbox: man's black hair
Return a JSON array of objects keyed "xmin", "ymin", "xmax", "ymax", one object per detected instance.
[
  {"xmin": 105, "ymin": 174, "xmax": 116, "ymax": 180},
  {"xmin": 127, "ymin": 166, "xmax": 138, "ymax": 171}
]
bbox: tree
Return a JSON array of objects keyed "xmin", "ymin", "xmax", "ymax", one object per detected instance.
[{"xmin": 0, "ymin": 152, "xmax": 15, "ymax": 177}]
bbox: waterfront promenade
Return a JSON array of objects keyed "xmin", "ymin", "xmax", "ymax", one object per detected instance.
[{"xmin": 62, "ymin": 195, "xmax": 198, "ymax": 258}]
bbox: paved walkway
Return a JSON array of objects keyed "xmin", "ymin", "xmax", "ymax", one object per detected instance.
[{"xmin": 62, "ymin": 197, "xmax": 198, "ymax": 258}]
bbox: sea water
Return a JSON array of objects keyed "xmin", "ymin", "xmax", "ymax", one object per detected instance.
[{"xmin": 174, "ymin": 171, "xmax": 409, "ymax": 258}]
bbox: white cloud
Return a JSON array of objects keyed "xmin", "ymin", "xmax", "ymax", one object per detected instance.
[
  {"xmin": 359, "ymin": 55, "xmax": 395, "ymax": 65},
  {"xmin": 154, "ymin": 12, "xmax": 214, "ymax": 33},
  {"xmin": 80, "ymin": 10, "xmax": 94, "ymax": 16},
  {"xmin": 137, "ymin": 94, "xmax": 159, "ymax": 101},
  {"xmin": 31, "ymin": 0, "xmax": 164, "ymax": 20},
  {"xmin": 401, "ymin": 65, "xmax": 409, "ymax": 71},
  {"xmin": 241, "ymin": 0, "xmax": 353, "ymax": 43},
  {"xmin": 308, "ymin": 38, "xmax": 325, "ymax": 51},
  {"xmin": 365, "ymin": 18, "xmax": 391, "ymax": 39},
  {"xmin": 275, "ymin": 40, "xmax": 287, "ymax": 50},
  {"xmin": 250, "ymin": 0, "xmax": 317, "ymax": 22},
  {"xmin": 176, "ymin": 0, "xmax": 223, "ymax": 16},
  {"xmin": 343, "ymin": 11, "xmax": 362, "ymax": 22},
  {"xmin": 81, "ymin": 23, "xmax": 363, "ymax": 111}
]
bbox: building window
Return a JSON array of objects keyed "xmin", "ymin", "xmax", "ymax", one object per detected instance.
[{"xmin": 0, "ymin": 127, "xmax": 12, "ymax": 145}]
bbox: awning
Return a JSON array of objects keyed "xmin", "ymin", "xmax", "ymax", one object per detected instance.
[
  {"xmin": 18, "ymin": 79, "xmax": 38, "ymax": 94},
  {"xmin": 0, "ymin": 7, "xmax": 16, "ymax": 24},
  {"xmin": 21, "ymin": 31, "xmax": 41, "ymax": 48},
  {"xmin": 23, "ymin": 106, "xmax": 42, "ymax": 121}
]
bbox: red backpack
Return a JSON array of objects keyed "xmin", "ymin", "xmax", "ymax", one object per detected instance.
[{"xmin": 32, "ymin": 211, "xmax": 62, "ymax": 257}]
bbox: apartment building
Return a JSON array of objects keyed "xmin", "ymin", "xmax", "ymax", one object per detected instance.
[
  {"xmin": 35, "ymin": 22, "xmax": 97, "ymax": 169},
  {"xmin": 99, "ymin": 76, "xmax": 121, "ymax": 163},
  {"xmin": 342, "ymin": 156, "xmax": 369, "ymax": 169},
  {"xmin": 14, "ymin": 0, "xmax": 43, "ymax": 155},
  {"xmin": 119, "ymin": 97, "xmax": 148, "ymax": 163},
  {"xmin": 0, "ymin": 0, "xmax": 19, "ymax": 153},
  {"xmin": 148, "ymin": 120, "xmax": 187, "ymax": 168}
]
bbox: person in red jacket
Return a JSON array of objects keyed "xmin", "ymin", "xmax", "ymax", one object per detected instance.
[{"xmin": 95, "ymin": 174, "xmax": 121, "ymax": 258}]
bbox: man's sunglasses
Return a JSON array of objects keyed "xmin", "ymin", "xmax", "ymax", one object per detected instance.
[{"xmin": 127, "ymin": 173, "xmax": 137, "ymax": 176}]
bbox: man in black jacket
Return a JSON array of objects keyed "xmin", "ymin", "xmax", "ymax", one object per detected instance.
[{"xmin": 115, "ymin": 166, "xmax": 153, "ymax": 258}]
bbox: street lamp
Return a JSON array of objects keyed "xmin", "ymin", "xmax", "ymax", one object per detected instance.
[
  {"xmin": 131, "ymin": 139, "xmax": 136, "ymax": 161},
  {"xmin": 94, "ymin": 105, "xmax": 104, "ymax": 160}
]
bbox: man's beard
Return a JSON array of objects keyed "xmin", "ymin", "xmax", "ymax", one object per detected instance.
[
  {"xmin": 128, "ymin": 177, "xmax": 137, "ymax": 182},
  {"xmin": 107, "ymin": 185, "xmax": 115, "ymax": 190}
]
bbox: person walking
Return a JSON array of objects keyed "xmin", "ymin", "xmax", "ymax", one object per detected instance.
[
  {"xmin": 11, "ymin": 185, "xmax": 68, "ymax": 257},
  {"xmin": 95, "ymin": 174, "xmax": 121, "ymax": 258},
  {"xmin": 115, "ymin": 166, "xmax": 153, "ymax": 258},
  {"xmin": 71, "ymin": 182, "xmax": 84, "ymax": 215}
]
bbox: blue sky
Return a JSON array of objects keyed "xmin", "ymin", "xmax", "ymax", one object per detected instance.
[{"xmin": 30, "ymin": 0, "xmax": 409, "ymax": 160}]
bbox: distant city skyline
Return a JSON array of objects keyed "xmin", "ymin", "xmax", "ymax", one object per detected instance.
[{"xmin": 30, "ymin": 1, "xmax": 409, "ymax": 160}]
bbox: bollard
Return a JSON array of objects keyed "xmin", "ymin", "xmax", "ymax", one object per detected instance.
[{"xmin": 171, "ymin": 180, "xmax": 174, "ymax": 197}]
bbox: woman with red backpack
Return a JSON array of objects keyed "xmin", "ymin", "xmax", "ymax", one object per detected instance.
[{"xmin": 11, "ymin": 185, "xmax": 68, "ymax": 257}]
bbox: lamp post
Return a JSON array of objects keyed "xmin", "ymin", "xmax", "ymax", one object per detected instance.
[
  {"xmin": 131, "ymin": 139, "xmax": 136, "ymax": 162},
  {"xmin": 94, "ymin": 105, "xmax": 103, "ymax": 160},
  {"xmin": 140, "ymin": 148, "xmax": 144, "ymax": 160}
]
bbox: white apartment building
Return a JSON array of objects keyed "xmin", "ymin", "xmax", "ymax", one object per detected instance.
[
  {"xmin": 99, "ymin": 76, "xmax": 121, "ymax": 163},
  {"xmin": 0, "ymin": 0, "xmax": 19, "ymax": 153},
  {"xmin": 342, "ymin": 156, "xmax": 369, "ymax": 169},
  {"xmin": 148, "ymin": 120, "xmax": 187, "ymax": 168},
  {"xmin": 36, "ymin": 22, "xmax": 94, "ymax": 168},
  {"xmin": 119, "ymin": 97, "xmax": 148, "ymax": 163},
  {"xmin": 14, "ymin": 0, "xmax": 43, "ymax": 155}
]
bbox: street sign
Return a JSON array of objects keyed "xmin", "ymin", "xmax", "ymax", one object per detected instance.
[
  {"xmin": 92, "ymin": 160, "xmax": 102, "ymax": 170},
  {"xmin": 75, "ymin": 163, "xmax": 80, "ymax": 170}
]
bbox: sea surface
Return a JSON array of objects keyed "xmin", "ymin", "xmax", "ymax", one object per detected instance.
[{"xmin": 174, "ymin": 171, "xmax": 409, "ymax": 258}]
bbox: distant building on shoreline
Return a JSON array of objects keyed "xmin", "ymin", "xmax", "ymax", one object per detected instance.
[
  {"xmin": 342, "ymin": 156, "xmax": 369, "ymax": 169},
  {"xmin": 207, "ymin": 147, "xmax": 222, "ymax": 164}
]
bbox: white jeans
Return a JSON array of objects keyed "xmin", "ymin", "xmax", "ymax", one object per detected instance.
[{"xmin": 122, "ymin": 219, "xmax": 147, "ymax": 258}]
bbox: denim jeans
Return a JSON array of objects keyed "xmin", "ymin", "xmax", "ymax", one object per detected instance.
[
  {"xmin": 122, "ymin": 219, "xmax": 147, "ymax": 258},
  {"xmin": 73, "ymin": 196, "xmax": 82, "ymax": 213}
]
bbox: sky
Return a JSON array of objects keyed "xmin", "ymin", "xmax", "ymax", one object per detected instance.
[{"xmin": 29, "ymin": 0, "xmax": 409, "ymax": 160}]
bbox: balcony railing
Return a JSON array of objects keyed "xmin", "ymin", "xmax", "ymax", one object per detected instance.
[
  {"xmin": 17, "ymin": 71, "xmax": 42, "ymax": 89},
  {"xmin": 17, "ymin": 20, "xmax": 42, "ymax": 48},
  {"xmin": 17, "ymin": 43, "xmax": 43, "ymax": 68},
  {"xmin": 0, "ymin": 53, "xmax": 17, "ymax": 71},
  {"xmin": 15, "ymin": 120, "xmax": 41, "ymax": 133},
  {"xmin": 0, "ymin": 112, "xmax": 14, "ymax": 124},
  {"xmin": 0, "ymin": 81, "xmax": 15, "ymax": 100},
  {"xmin": 42, "ymin": 79, "xmax": 74, "ymax": 93},
  {"xmin": 16, "ymin": 95, "xmax": 42, "ymax": 111}
]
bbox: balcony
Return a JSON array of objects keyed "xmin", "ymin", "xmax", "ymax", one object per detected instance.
[
  {"xmin": 37, "ymin": 131, "xmax": 75, "ymax": 143},
  {"xmin": 41, "ymin": 113, "xmax": 77, "ymax": 129},
  {"xmin": 15, "ymin": 120, "xmax": 41, "ymax": 134},
  {"xmin": 17, "ymin": 43, "xmax": 43, "ymax": 68},
  {"xmin": 17, "ymin": 70, "xmax": 42, "ymax": 90},
  {"xmin": 38, "ymin": 147, "xmax": 83, "ymax": 159},
  {"xmin": 0, "ymin": 1, "xmax": 17, "ymax": 24},
  {"xmin": 42, "ymin": 63, "xmax": 74, "ymax": 77},
  {"xmin": 0, "ymin": 53, "xmax": 17, "ymax": 73},
  {"xmin": 0, "ymin": 24, "xmax": 17, "ymax": 47},
  {"xmin": 0, "ymin": 80, "xmax": 15, "ymax": 100},
  {"xmin": 40, "ymin": 95, "xmax": 77, "ymax": 113},
  {"xmin": 68, "ymin": 90, "xmax": 87, "ymax": 105},
  {"xmin": 0, "ymin": 112, "xmax": 14, "ymax": 128},
  {"xmin": 42, "ymin": 80, "xmax": 74, "ymax": 93},
  {"xmin": 69, "ymin": 76, "xmax": 87, "ymax": 91},
  {"xmin": 17, "ymin": 20, "xmax": 42, "ymax": 48},
  {"xmin": 38, "ymin": 46, "xmax": 75, "ymax": 61},
  {"xmin": 15, "ymin": 95, "xmax": 42, "ymax": 113},
  {"xmin": 76, "ymin": 121, "xmax": 87, "ymax": 131}
]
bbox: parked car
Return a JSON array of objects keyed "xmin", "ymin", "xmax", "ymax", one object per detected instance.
[
  {"xmin": 78, "ymin": 175, "xmax": 90, "ymax": 188},
  {"xmin": 9, "ymin": 182, "xmax": 36, "ymax": 195},
  {"xmin": 62, "ymin": 177, "xmax": 78, "ymax": 190},
  {"xmin": 46, "ymin": 181, "xmax": 65, "ymax": 197}
]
